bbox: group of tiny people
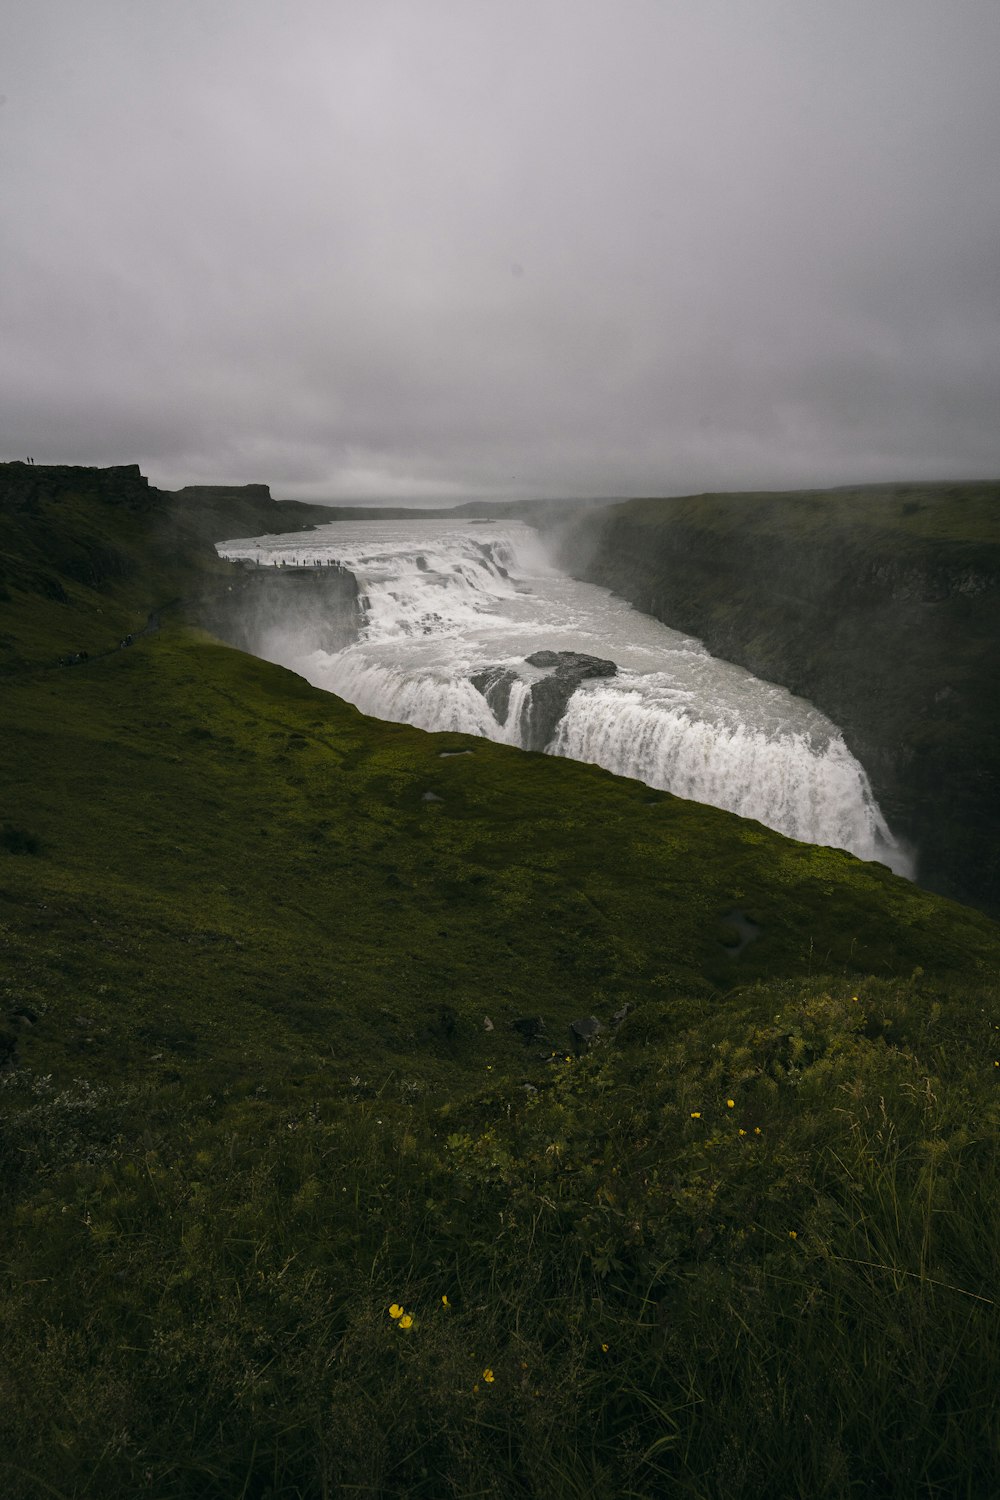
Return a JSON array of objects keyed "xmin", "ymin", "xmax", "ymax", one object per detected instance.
[
  {"xmin": 62, "ymin": 635, "xmax": 132, "ymax": 668},
  {"xmin": 249, "ymin": 555, "xmax": 348, "ymax": 571}
]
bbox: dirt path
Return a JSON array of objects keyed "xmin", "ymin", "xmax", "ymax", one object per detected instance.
[{"xmin": 55, "ymin": 599, "xmax": 181, "ymax": 670}]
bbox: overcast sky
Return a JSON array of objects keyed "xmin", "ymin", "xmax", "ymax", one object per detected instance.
[{"xmin": 2, "ymin": 1, "xmax": 999, "ymax": 501}]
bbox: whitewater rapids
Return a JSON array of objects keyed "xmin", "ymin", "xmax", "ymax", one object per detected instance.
[{"xmin": 219, "ymin": 519, "xmax": 912, "ymax": 875}]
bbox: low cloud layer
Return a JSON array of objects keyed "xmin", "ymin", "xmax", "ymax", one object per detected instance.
[{"xmin": 2, "ymin": 1, "xmax": 999, "ymax": 500}]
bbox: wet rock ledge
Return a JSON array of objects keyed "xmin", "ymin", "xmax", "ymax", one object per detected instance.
[{"xmin": 472, "ymin": 649, "xmax": 616, "ymax": 751}]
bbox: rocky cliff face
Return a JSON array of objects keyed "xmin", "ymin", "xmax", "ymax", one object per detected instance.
[
  {"xmin": 0, "ymin": 463, "xmax": 164, "ymax": 615},
  {"xmin": 471, "ymin": 650, "xmax": 617, "ymax": 749},
  {"xmin": 0, "ymin": 462, "xmax": 348, "ymax": 669},
  {"xmin": 196, "ymin": 564, "xmax": 361, "ymax": 661},
  {"xmin": 552, "ymin": 486, "xmax": 1000, "ymax": 916},
  {"xmin": 160, "ymin": 483, "xmax": 335, "ymax": 549},
  {"xmin": 0, "ymin": 461, "xmax": 153, "ymax": 514},
  {"xmin": 172, "ymin": 484, "xmax": 273, "ymax": 502}
]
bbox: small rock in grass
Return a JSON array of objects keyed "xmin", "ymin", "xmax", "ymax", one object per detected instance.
[
  {"xmin": 569, "ymin": 1016, "xmax": 602, "ymax": 1048},
  {"xmin": 511, "ymin": 1016, "xmax": 547, "ymax": 1043}
]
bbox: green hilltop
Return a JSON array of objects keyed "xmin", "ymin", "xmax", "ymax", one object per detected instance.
[{"xmin": 2, "ymin": 464, "xmax": 1000, "ymax": 1497}]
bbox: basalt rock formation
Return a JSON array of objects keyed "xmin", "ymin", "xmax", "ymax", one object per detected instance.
[
  {"xmin": 469, "ymin": 665, "xmax": 520, "ymax": 726},
  {"xmin": 522, "ymin": 651, "xmax": 617, "ymax": 751},
  {"xmin": 0, "ymin": 462, "xmax": 153, "ymax": 515},
  {"xmin": 195, "ymin": 563, "xmax": 361, "ymax": 661},
  {"xmin": 162, "ymin": 482, "xmax": 335, "ymax": 549},
  {"xmin": 471, "ymin": 649, "xmax": 617, "ymax": 750}
]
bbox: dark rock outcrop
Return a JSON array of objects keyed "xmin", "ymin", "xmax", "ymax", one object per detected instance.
[
  {"xmin": 0, "ymin": 462, "xmax": 152, "ymax": 516},
  {"xmin": 173, "ymin": 484, "xmax": 273, "ymax": 503},
  {"xmin": 195, "ymin": 565, "xmax": 361, "ymax": 659},
  {"xmin": 569, "ymin": 1015, "xmax": 602, "ymax": 1050},
  {"xmin": 160, "ymin": 483, "xmax": 336, "ymax": 549},
  {"xmin": 522, "ymin": 651, "xmax": 617, "ymax": 751},
  {"xmin": 470, "ymin": 666, "xmax": 520, "ymax": 726},
  {"xmin": 471, "ymin": 650, "xmax": 617, "ymax": 750}
]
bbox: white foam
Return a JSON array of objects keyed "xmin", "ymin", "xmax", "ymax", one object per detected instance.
[{"xmin": 553, "ymin": 679, "xmax": 907, "ymax": 871}]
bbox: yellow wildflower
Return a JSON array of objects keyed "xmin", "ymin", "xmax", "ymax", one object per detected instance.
[
  {"xmin": 601, "ymin": 1342, "xmax": 609, "ymax": 1352},
  {"xmin": 788, "ymin": 1230, "xmax": 798, "ymax": 1240},
  {"xmin": 483, "ymin": 1368, "xmax": 495, "ymax": 1383},
  {"xmin": 690, "ymin": 1111, "xmax": 701, "ymax": 1119},
  {"xmin": 754, "ymin": 1127, "xmax": 762, "ymax": 1135},
  {"xmin": 399, "ymin": 1314, "xmax": 413, "ymax": 1329},
  {"xmin": 738, "ymin": 1128, "xmax": 746, "ymax": 1136},
  {"xmin": 388, "ymin": 1304, "xmax": 404, "ymax": 1320},
  {"xmin": 441, "ymin": 1294, "xmax": 450, "ymax": 1308},
  {"xmin": 726, "ymin": 1099, "xmax": 735, "ymax": 1108}
]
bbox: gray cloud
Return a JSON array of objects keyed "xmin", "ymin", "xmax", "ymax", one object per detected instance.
[{"xmin": 2, "ymin": 0, "xmax": 998, "ymax": 499}]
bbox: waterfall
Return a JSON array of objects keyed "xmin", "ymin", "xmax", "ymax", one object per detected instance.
[
  {"xmin": 218, "ymin": 519, "xmax": 913, "ymax": 876},
  {"xmin": 552, "ymin": 680, "xmax": 901, "ymax": 867}
]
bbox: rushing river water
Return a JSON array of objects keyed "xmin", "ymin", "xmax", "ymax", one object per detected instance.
[{"xmin": 219, "ymin": 519, "xmax": 911, "ymax": 874}]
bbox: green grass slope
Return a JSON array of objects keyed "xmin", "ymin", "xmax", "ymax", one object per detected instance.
[{"xmin": 3, "ymin": 467, "xmax": 1000, "ymax": 1498}]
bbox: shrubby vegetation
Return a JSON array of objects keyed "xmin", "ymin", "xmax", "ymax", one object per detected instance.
[
  {"xmin": 3, "ymin": 971, "xmax": 1000, "ymax": 1497},
  {"xmin": 2, "ymin": 467, "xmax": 999, "ymax": 1496}
]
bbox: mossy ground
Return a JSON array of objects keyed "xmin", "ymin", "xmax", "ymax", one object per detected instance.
[
  {"xmin": 3, "ymin": 474, "xmax": 1000, "ymax": 1496},
  {"xmin": 605, "ymin": 481, "xmax": 1000, "ymax": 546}
]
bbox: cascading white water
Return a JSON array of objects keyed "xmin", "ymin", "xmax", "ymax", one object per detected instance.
[
  {"xmin": 553, "ymin": 684, "xmax": 896, "ymax": 859},
  {"xmin": 218, "ymin": 519, "xmax": 912, "ymax": 876}
]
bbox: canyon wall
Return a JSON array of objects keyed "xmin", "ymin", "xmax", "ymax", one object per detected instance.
[{"xmin": 552, "ymin": 484, "xmax": 1000, "ymax": 915}]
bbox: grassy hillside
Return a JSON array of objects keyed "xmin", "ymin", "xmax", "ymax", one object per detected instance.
[
  {"xmin": 3, "ymin": 466, "xmax": 1000, "ymax": 1497},
  {"xmin": 552, "ymin": 482, "xmax": 1000, "ymax": 916}
]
